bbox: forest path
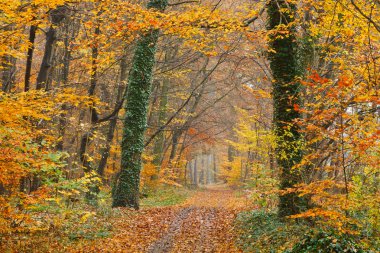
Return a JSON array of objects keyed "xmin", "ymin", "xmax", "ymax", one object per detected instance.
[
  {"xmin": 147, "ymin": 185, "xmax": 246, "ymax": 253},
  {"xmin": 79, "ymin": 185, "xmax": 248, "ymax": 252}
]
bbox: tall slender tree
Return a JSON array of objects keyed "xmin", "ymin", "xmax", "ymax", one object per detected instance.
[
  {"xmin": 112, "ymin": 0, "xmax": 168, "ymax": 209},
  {"xmin": 24, "ymin": 25, "xmax": 37, "ymax": 92},
  {"xmin": 1, "ymin": 55, "xmax": 16, "ymax": 92},
  {"xmin": 98, "ymin": 52, "xmax": 128, "ymax": 177},
  {"xmin": 267, "ymin": 0, "xmax": 306, "ymax": 217},
  {"xmin": 36, "ymin": 6, "xmax": 67, "ymax": 90}
]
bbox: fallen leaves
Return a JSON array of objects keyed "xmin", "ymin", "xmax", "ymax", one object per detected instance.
[{"xmin": 72, "ymin": 185, "xmax": 248, "ymax": 252}]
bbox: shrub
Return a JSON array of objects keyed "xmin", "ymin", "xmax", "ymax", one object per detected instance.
[
  {"xmin": 236, "ymin": 210, "xmax": 306, "ymax": 253},
  {"xmin": 285, "ymin": 230, "xmax": 372, "ymax": 253}
]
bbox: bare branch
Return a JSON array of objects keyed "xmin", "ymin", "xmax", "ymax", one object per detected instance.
[
  {"xmin": 351, "ymin": 0, "xmax": 380, "ymax": 33},
  {"xmin": 168, "ymin": 0, "xmax": 199, "ymax": 6},
  {"xmin": 242, "ymin": 5, "xmax": 266, "ymax": 27}
]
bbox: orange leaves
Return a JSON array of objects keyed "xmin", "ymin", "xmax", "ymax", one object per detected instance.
[
  {"xmin": 293, "ymin": 66, "xmax": 380, "ymax": 235},
  {"xmin": 309, "ymin": 71, "xmax": 330, "ymax": 85},
  {"xmin": 187, "ymin": 127, "xmax": 197, "ymax": 135},
  {"xmin": 148, "ymin": 18, "xmax": 159, "ymax": 27},
  {"xmin": 283, "ymin": 180, "xmax": 360, "ymax": 232},
  {"xmin": 337, "ymin": 76, "xmax": 353, "ymax": 88},
  {"xmin": 290, "ymin": 208, "xmax": 341, "ymax": 220},
  {"xmin": 141, "ymin": 160, "xmax": 159, "ymax": 189},
  {"xmin": 77, "ymin": 207, "xmax": 179, "ymax": 252},
  {"xmin": 72, "ymin": 187, "xmax": 245, "ymax": 252},
  {"xmin": 80, "ymin": 1, "xmax": 243, "ymax": 54},
  {"xmin": 186, "ymin": 127, "xmax": 215, "ymax": 145}
]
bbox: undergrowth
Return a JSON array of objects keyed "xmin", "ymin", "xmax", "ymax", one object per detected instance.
[
  {"xmin": 141, "ymin": 186, "xmax": 192, "ymax": 207},
  {"xmin": 1, "ymin": 186, "xmax": 192, "ymax": 252},
  {"xmin": 235, "ymin": 210, "xmax": 378, "ymax": 253},
  {"xmin": 235, "ymin": 210, "xmax": 307, "ymax": 253},
  {"xmin": 284, "ymin": 229, "xmax": 373, "ymax": 253}
]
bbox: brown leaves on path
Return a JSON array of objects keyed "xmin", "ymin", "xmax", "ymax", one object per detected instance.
[
  {"xmin": 74, "ymin": 185, "xmax": 249, "ymax": 253},
  {"xmin": 73, "ymin": 207, "xmax": 180, "ymax": 252}
]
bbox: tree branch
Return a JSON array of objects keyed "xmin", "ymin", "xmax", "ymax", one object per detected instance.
[
  {"xmin": 168, "ymin": 0, "xmax": 199, "ymax": 6},
  {"xmin": 144, "ymin": 52, "xmax": 228, "ymax": 147},
  {"xmin": 243, "ymin": 5, "xmax": 266, "ymax": 27},
  {"xmin": 351, "ymin": 0, "xmax": 380, "ymax": 33}
]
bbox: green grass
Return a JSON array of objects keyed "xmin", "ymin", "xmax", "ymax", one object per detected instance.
[
  {"xmin": 235, "ymin": 210, "xmax": 307, "ymax": 253},
  {"xmin": 141, "ymin": 186, "xmax": 192, "ymax": 208}
]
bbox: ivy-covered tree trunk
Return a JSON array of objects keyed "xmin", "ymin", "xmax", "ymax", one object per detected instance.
[
  {"xmin": 112, "ymin": 0, "xmax": 168, "ymax": 209},
  {"xmin": 267, "ymin": 0, "xmax": 306, "ymax": 218}
]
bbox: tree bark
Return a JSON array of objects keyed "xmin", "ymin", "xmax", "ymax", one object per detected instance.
[
  {"xmin": 267, "ymin": 0, "xmax": 307, "ymax": 218},
  {"xmin": 78, "ymin": 24, "xmax": 100, "ymax": 174},
  {"xmin": 1, "ymin": 54, "xmax": 16, "ymax": 92},
  {"xmin": 112, "ymin": 0, "xmax": 168, "ymax": 209},
  {"xmin": 152, "ymin": 77, "xmax": 169, "ymax": 170},
  {"xmin": 152, "ymin": 44, "xmax": 178, "ymax": 175},
  {"xmin": 36, "ymin": 26, "xmax": 56, "ymax": 90},
  {"xmin": 57, "ymin": 11, "xmax": 73, "ymax": 151},
  {"xmin": 24, "ymin": 25, "xmax": 37, "ymax": 92},
  {"xmin": 193, "ymin": 157, "xmax": 198, "ymax": 187}
]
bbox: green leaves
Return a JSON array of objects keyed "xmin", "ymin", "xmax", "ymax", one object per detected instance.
[{"xmin": 285, "ymin": 230, "xmax": 371, "ymax": 253}]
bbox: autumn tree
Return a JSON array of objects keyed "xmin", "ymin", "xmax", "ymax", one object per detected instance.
[
  {"xmin": 267, "ymin": 0, "xmax": 307, "ymax": 217},
  {"xmin": 112, "ymin": 0, "xmax": 168, "ymax": 209},
  {"xmin": 36, "ymin": 5, "xmax": 68, "ymax": 90}
]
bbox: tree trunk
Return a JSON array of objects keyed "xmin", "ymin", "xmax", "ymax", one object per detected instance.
[
  {"xmin": 98, "ymin": 54, "xmax": 128, "ymax": 177},
  {"xmin": 193, "ymin": 157, "xmax": 198, "ymax": 187},
  {"xmin": 1, "ymin": 24, "xmax": 16, "ymax": 92},
  {"xmin": 267, "ymin": 0, "xmax": 306, "ymax": 218},
  {"xmin": 112, "ymin": 0, "xmax": 168, "ymax": 209},
  {"xmin": 24, "ymin": 25, "xmax": 37, "ymax": 92},
  {"xmin": 168, "ymin": 128, "xmax": 181, "ymax": 164},
  {"xmin": 1, "ymin": 54, "xmax": 16, "ymax": 92},
  {"xmin": 79, "ymin": 24, "xmax": 100, "ymax": 174},
  {"xmin": 152, "ymin": 45, "xmax": 177, "ymax": 174},
  {"xmin": 36, "ymin": 26, "xmax": 56, "ymax": 90},
  {"xmin": 1, "ymin": 23, "xmax": 16, "ymax": 94},
  {"xmin": 213, "ymin": 153, "xmax": 217, "ymax": 183},
  {"xmin": 28, "ymin": 7, "xmax": 67, "ymax": 191},
  {"xmin": 152, "ymin": 78, "xmax": 169, "ymax": 172},
  {"xmin": 57, "ymin": 13, "xmax": 72, "ymax": 151}
]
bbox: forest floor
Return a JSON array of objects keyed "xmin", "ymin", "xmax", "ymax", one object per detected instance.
[{"xmin": 74, "ymin": 184, "xmax": 250, "ymax": 252}]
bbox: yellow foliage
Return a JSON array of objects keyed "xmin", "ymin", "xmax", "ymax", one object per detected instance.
[
  {"xmin": 0, "ymin": 89, "xmax": 93, "ymax": 233},
  {"xmin": 221, "ymin": 157, "xmax": 245, "ymax": 187}
]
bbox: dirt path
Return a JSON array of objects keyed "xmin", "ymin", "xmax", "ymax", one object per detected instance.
[
  {"xmin": 147, "ymin": 207, "xmax": 195, "ymax": 253},
  {"xmin": 148, "ymin": 186, "xmax": 245, "ymax": 253},
  {"xmin": 79, "ymin": 185, "xmax": 247, "ymax": 252}
]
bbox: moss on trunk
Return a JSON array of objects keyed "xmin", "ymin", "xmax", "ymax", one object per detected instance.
[
  {"xmin": 112, "ymin": 0, "xmax": 168, "ymax": 209},
  {"xmin": 267, "ymin": 0, "xmax": 307, "ymax": 217}
]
